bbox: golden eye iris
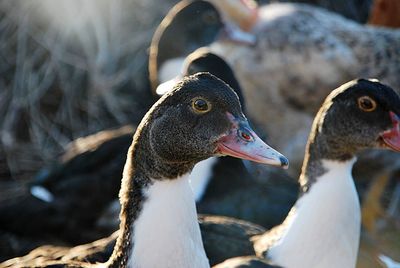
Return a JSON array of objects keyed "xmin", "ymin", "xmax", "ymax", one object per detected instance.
[
  {"xmin": 358, "ymin": 96, "xmax": 377, "ymax": 112},
  {"xmin": 192, "ymin": 98, "xmax": 211, "ymax": 113}
]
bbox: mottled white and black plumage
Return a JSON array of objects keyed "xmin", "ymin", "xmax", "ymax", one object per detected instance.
[
  {"xmin": 211, "ymin": 2, "xmax": 400, "ymax": 172},
  {"xmin": 248, "ymin": 79, "xmax": 400, "ymax": 268},
  {"xmin": 1, "ymin": 73, "xmax": 287, "ymax": 268}
]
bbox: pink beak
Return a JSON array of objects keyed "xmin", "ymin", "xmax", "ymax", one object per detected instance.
[
  {"xmin": 381, "ymin": 111, "xmax": 400, "ymax": 152},
  {"xmin": 216, "ymin": 113, "xmax": 289, "ymax": 169}
]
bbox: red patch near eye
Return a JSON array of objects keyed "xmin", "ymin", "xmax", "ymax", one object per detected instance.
[{"xmin": 242, "ymin": 132, "xmax": 251, "ymax": 140}]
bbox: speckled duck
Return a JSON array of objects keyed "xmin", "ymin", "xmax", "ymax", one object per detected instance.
[
  {"xmin": 149, "ymin": 0, "xmax": 255, "ymax": 95},
  {"xmin": 210, "ymin": 1, "xmax": 400, "ymax": 173},
  {"xmin": 1, "ymin": 73, "xmax": 288, "ymax": 268},
  {"xmin": 215, "ymin": 79, "xmax": 400, "ymax": 268},
  {"xmin": 157, "ymin": 48, "xmax": 297, "ymax": 229}
]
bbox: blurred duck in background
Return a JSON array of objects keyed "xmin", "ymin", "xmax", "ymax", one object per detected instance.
[
  {"xmin": 148, "ymin": 0, "xmax": 256, "ymax": 95},
  {"xmin": 0, "ymin": 126, "xmax": 135, "ymax": 261}
]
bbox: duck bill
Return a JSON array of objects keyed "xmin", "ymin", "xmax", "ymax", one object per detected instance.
[
  {"xmin": 216, "ymin": 114, "xmax": 289, "ymax": 169},
  {"xmin": 380, "ymin": 111, "xmax": 400, "ymax": 152}
]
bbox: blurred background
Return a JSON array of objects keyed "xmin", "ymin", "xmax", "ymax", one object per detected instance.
[{"xmin": 0, "ymin": 0, "xmax": 399, "ymax": 267}]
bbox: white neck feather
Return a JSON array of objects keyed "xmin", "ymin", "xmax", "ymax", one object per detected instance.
[
  {"xmin": 158, "ymin": 57, "xmax": 185, "ymax": 83},
  {"xmin": 129, "ymin": 174, "xmax": 209, "ymax": 268},
  {"xmin": 268, "ymin": 158, "xmax": 361, "ymax": 268},
  {"xmin": 190, "ymin": 157, "xmax": 218, "ymax": 202}
]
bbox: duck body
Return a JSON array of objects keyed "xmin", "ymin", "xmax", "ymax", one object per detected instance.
[
  {"xmin": 264, "ymin": 159, "xmax": 360, "ymax": 268},
  {"xmin": 127, "ymin": 174, "xmax": 208, "ymax": 268},
  {"xmin": 0, "ymin": 126, "xmax": 134, "ymax": 255}
]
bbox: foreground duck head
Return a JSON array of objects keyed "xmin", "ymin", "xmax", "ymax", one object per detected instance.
[{"xmin": 142, "ymin": 72, "xmax": 288, "ymax": 179}]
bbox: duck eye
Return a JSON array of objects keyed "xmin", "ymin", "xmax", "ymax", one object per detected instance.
[
  {"xmin": 358, "ymin": 96, "xmax": 377, "ymax": 112},
  {"xmin": 192, "ymin": 98, "xmax": 211, "ymax": 113},
  {"xmin": 238, "ymin": 128, "xmax": 254, "ymax": 142}
]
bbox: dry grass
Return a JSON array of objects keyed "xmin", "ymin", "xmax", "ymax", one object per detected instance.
[{"xmin": 0, "ymin": 0, "xmax": 177, "ymax": 181}]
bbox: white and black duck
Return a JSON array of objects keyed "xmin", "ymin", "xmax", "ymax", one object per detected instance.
[
  {"xmin": 1, "ymin": 72, "xmax": 288, "ymax": 267},
  {"xmin": 210, "ymin": 1, "xmax": 400, "ymax": 172},
  {"xmin": 0, "ymin": 49, "xmax": 291, "ymax": 262},
  {"xmin": 159, "ymin": 48, "xmax": 297, "ymax": 229},
  {"xmin": 148, "ymin": 0, "xmax": 256, "ymax": 95},
  {"xmin": 215, "ymin": 79, "xmax": 400, "ymax": 268}
]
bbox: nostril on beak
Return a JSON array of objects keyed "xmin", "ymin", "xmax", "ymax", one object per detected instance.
[{"xmin": 280, "ymin": 156, "xmax": 289, "ymax": 169}]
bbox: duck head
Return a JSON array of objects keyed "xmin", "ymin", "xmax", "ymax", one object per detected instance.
[
  {"xmin": 309, "ymin": 79, "xmax": 400, "ymax": 161},
  {"xmin": 157, "ymin": 48, "xmax": 246, "ymax": 111},
  {"xmin": 138, "ymin": 72, "xmax": 288, "ymax": 179},
  {"xmin": 149, "ymin": 0, "xmax": 255, "ymax": 94}
]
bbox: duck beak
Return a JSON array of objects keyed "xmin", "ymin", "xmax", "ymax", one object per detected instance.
[
  {"xmin": 380, "ymin": 111, "xmax": 400, "ymax": 152},
  {"xmin": 216, "ymin": 113, "xmax": 289, "ymax": 169}
]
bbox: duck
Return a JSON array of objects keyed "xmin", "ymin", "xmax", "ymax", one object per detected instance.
[
  {"xmin": 209, "ymin": 1, "xmax": 400, "ymax": 174},
  {"xmin": 156, "ymin": 47, "xmax": 297, "ymax": 229},
  {"xmin": 0, "ymin": 50, "xmax": 290, "ymax": 265},
  {"xmin": 1, "ymin": 72, "xmax": 288, "ymax": 267},
  {"xmin": 0, "ymin": 125, "xmax": 135, "ymax": 261},
  {"xmin": 0, "ymin": 49, "xmax": 290, "ymax": 261},
  {"xmin": 148, "ymin": 0, "xmax": 256, "ymax": 95},
  {"xmin": 213, "ymin": 79, "xmax": 400, "ymax": 268}
]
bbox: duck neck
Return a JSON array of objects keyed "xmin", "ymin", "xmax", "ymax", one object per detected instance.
[
  {"xmin": 129, "ymin": 174, "xmax": 209, "ymax": 268},
  {"xmin": 267, "ymin": 131, "xmax": 361, "ymax": 268},
  {"xmin": 107, "ymin": 127, "xmax": 209, "ymax": 268},
  {"xmin": 190, "ymin": 157, "xmax": 219, "ymax": 202}
]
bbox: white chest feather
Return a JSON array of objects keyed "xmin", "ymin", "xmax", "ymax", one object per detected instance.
[
  {"xmin": 129, "ymin": 174, "xmax": 209, "ymax": 268},
  {"xmin": 190, "ymin": 157, "xmax": 218, "ymax": 202},
  {"xmin": 268, "ymin": 159, "xmax": 361, "ymax": 268}
]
